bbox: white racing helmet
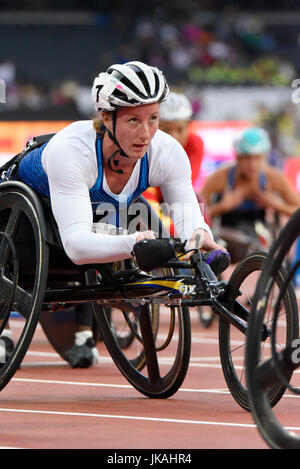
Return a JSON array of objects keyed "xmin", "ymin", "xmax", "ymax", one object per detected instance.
[
  {"xmin": 233, "ymin": 127, "xmax": 271, "ymax": 156},
  {"xmin": 92, "ymin": 61, "xmax": 169, "ymax": 112},
  {"xmin": 159, "ymin": 91, "xmax": 193, "ymax": 121}
]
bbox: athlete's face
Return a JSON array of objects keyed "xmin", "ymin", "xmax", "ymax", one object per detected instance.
[
  {"xmin": 159, "ymin": 120, "xmax": 189, "ymax": 147},
  {"xmin": 236, "ymin": 153, "xmax": 264, "ymax": 179},
  {"xmin": 103, "ymin": 103, "xmax": 159, "ymax": 159}
]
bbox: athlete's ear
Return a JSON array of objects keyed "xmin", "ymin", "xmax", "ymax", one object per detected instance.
[{"xmin": 101, "ymin": 111, "xmax": 113, "ymax": 130}]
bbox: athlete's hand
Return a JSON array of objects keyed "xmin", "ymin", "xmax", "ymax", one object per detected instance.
[
  {"xmin": 218, "ymin": 187, "xmax": 250, "ymax": 212},
  {"xmin": 183, "ymin": 229, "xmax": 227, "ymax": 260},
  {"xmin": 136, "ymin": 230, "xmax": 156, "ymax": 242},
  {"xmin": 250, "ymin": 188, "xmax": 280, "ymax": 210},
  {"xmin": 133, "ymin": 230, "xmax": 157, "ymax": 264}
]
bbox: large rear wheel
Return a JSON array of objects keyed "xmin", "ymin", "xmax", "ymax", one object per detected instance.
[
  {"xmin": 0, "ymin": 184, "xmax": 49, "ymax": 390},
  {"xmin": 219, "ymin": 251, "xmax": 298, "ymax": 411},
  {"xmin": 94, "ymin": 299, "xmax": 191, "ymax": 398},
  {"xmin": 246, "ymin": 210, "xmax": 300, "ymax": 448}
]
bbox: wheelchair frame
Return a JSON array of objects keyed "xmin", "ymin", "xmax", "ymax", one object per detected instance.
[{"xmin": 0, "ymin": 181, "xmax": 297, "ymax": 407}]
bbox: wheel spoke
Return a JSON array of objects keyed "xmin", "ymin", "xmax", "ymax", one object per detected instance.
[
  {"xmin": 0, "ymin": 275, "xmax": 32, "ymax": 319},
  {"xmin": 5, "ymin": 204, "xmax": 21, "ymax": 238},
  {"xmin": 0, "ymin": 205, "xmax": 21, "ymax": 267},
  {"xmin": 14, "ymin": 286, "xmax": 32, "ymax": 319},
  {"xmin": 139, "ymin": 304, "xmax": 161, "ymax": 385}
]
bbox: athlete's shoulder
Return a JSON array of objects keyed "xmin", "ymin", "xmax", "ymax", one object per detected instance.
[
  {"xmin": 263, "ymin": 163, "xmax": 288, "ymax": 188},
  {"xmin": 52, "ymin": 120, "xmax": 96, "ymax": 141},
  {"xmin": 147, "ymin": 129, "xmax": 191, "ymax": 184},
  {"xmin": 264, "ymin": 162, "xmax": 282, "ymax": 176},
  {"xmin": 150, "ymin": 129, "xmax": 187, "ymax": 154},
  {"xmin": 44, "ymin": 121, "xmax": 97, "ymax": 157},
  {"xmin": 203, "ymin": 162, "xmax": 232, "ymax": 187},
  {"xmin": 210, "ymin": 161, "xmax": 232, "ymax": 176}
]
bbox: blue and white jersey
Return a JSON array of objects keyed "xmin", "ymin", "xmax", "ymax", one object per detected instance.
[
  {"xmin": 16, "ymin": 132, "xmax": 150, "ymax": 227},
  {"xmin": 15, "ymin": 121, "xmax": 210, "ymax": 264}
]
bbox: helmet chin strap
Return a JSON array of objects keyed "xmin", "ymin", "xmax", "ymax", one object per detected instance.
[{"xmin": 106, "ymin": 110, "xmax": 129, "ymax": 175}]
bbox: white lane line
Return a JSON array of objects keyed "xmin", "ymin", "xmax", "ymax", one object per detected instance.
[
  {"xmin": 21, "ymin": 362, "xmax": 67, "ymax": 368},
  {"xmin": 26, "ymin": 351, "xmax": 61, "ymax": 357},
  {"xmin": 21, "ymin": 351, "xmax": 300, "ymax": 378},
  {"xmin": 0, "ymin": 407, "xmax": 258, "ymax": 429},
  {"xmin": 190, "ymin": 356, "xmax": 222, "ymax": 362},
  {"xmin": 27, "ymin": 351, "xmax": 221, "ymax": 360},
  {"xmin": 20, "ymin": 359, "xmax": 228, "ymax": 369},
  {"xmin": 12, "ymin": 377, "xmax": 135, "ymax": 389},
  {"xmin": 11, "ymin": 377, "xmax": 300, "ymax": 398},
  {"xmin": 22, "ymin": 354, "xmax": 226, "ymax": 368},
  {"xmin": 0, "ymin": 446, "xmax": 25, "ymax": 449},
  {"xmin": 6, "ymin": 405, "xmax": 300, "ymax": 432},
  {"xmin": 12, "ymin": 377, "xmax": 229, "ymax": 393}
]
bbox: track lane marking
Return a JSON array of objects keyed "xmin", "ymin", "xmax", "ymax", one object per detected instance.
[
  {"xmin": 0, "ymin": 407, "xmax": 258, "ymax": 428},
  {"xmin": 11, "ymin": 377, "xmax": 300, "ymax": 397},
  {"xmin": 12, "ymin": 377, "xmax": 228, "ymax": 392},
  {"xmin": 4, "ymin": 406, "xmax": 300, "ymax": 432}
]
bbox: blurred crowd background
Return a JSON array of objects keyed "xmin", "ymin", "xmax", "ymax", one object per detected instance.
[{"xmin": 1, "ymin": 0, "xmax": 300, "ymax": 163}]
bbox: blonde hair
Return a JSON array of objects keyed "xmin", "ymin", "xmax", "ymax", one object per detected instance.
[
  {"xmin": 93, "ymin": 117, "xmax": 105, "ymax": 135},
  {"xmin": 93, "ymin": 110, "xmax": 113, "ymax": 136}
]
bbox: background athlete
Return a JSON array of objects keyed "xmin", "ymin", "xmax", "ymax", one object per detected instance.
[{"xmin": 201, "ymin": 127, "xmax": 300, "ymax": 263}]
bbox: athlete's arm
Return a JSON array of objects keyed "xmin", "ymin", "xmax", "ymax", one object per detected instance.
[
  {"xmin": 44, "ymin": 141, "xmax": 139, "ymax": 264},
  {"xmin": 201, "ymin": 166, "xmax": 248, "ymax": 217},
  {"xmin": 152, "ymin": 135, "xmax": 223, "ymax": 251},
  {"xmin": 251, "ymin": 167, "xmax": 300, "ymax": 216}
]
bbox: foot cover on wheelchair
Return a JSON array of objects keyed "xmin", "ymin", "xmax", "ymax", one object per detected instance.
[
  {"xmin": 0, "ymin": 335, "xmax": 14, "ymax": 367},
  {"xmin": 64, "ymin": 331, "xmax": 100, "ymax": 368},
  {"xmin": 203, "ymin": 250, "xmax": 231, "ymax": 276}
]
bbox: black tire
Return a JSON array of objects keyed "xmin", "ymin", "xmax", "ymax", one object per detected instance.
[
  {"xmin": 219, "ymin": 251, "xmax": 298, "ymax": 412},
  {"xmin": 246, "ymin": 209, "xmax": 300, "ymax": 448},
  {"xmin": 0, "ymin": 184, "xmax": 49, "ymax": 389},
  {"xmin": 93, "ymin": 300, "xmax": 191, "ymax": 399},
  {"xmin": 99, "ymin": 302, "xmax": 159, "ymax": 371}
]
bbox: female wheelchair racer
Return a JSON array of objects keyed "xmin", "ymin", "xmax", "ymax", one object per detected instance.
[
  {"xmin": 0, "ymin": 60, "xmax": 226, "ymax": 369},
  {"xmin": 0, "ymin": 61, "xmax": 296, "ymax": 408}
]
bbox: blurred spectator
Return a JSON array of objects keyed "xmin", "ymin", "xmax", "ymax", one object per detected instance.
[
  {"xmin": 0, "ymin": 60, "xmax": 16, "ymax": 90},
  {"xmin": 0, "ymin": 4, "xmax": 298, "ymax": 119}
]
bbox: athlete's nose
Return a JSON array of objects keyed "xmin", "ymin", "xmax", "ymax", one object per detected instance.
[{"xmin": 139, "ymin": 122, "xmax": 151, "ymax": 140}]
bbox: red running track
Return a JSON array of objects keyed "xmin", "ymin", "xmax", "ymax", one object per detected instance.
[{"xmin": 0, "ymin": 305, "xmax": 274, "ymax": 451}]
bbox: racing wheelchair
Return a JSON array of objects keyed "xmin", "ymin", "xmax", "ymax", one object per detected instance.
[
  {"xmin": 246, "ymin": 207, "xmax": 300, "ymax": 448},
  {"xmin": 0, "ymin": 179, "xmax": 298, "ymax": 409}
]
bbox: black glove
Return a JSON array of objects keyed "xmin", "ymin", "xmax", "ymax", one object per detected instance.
[
  {"xmin": 132, "ymin": 239, "xmax": 175, "ymax": 271},
  {"xmin": 203, "ymin": 250, "xmax": 231, "ymax": 276}
]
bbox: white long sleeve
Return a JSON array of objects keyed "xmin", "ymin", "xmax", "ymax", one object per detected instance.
[{"xmin": 41, "ymin": 121, "xmax": 211, "ymax": 264}]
